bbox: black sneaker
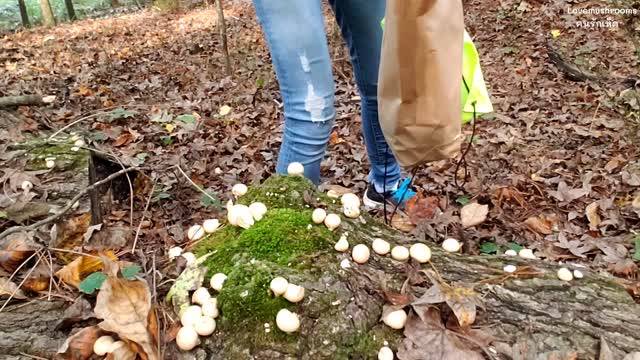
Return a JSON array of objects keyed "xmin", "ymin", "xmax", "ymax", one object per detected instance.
[{"xmin": 363, "ymin": 178, "xmax": 417, "ymax": 209}]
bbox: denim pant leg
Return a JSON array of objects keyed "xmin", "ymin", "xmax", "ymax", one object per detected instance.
[
  {"xmin": 329, "ymin": 0, "xmax": 401, "ymax": 192},
  {"xmin": 253, "ymin": 0, "xmax": 336, "ymax": 185}
]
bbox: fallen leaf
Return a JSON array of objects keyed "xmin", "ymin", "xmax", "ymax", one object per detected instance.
[
  {"xmin": 460, "ymin": 203, "xmax": 489, "ymax": 228},
  {"xmin": 548, "ymin": 181, "xmax": 588, "ymax": 203},
  {"xmin": 405, "ymin": 194, "xmax": 439, "ymax": 225},
  {"xmin": 524, "ymin": 216, "xmax": 553, "ymax": 235},
  {"xmin": 609, "ymin": 259, "xmax": 637, "ymax": 276},
  {"xmin": 56, "ymin": 251, "xmax": 118, "ymax": 288},
  {"xmin": 0, "ymin": 277, "xmax": 27, "ymax": 299},
  {"xmin": 114, "ymin": 132, "xmax": 134, "ymax": 147},
  {"xmin": 218, "ymin": 105, "xmax": 232, "ymax": 116},
  {"xmin": 54, "ymin": 325, "xmax": 104, "ymax": 360},
  {"xmin": 55, "ymin": 297, "xmax": 95, "ymax": 331},
  {"xmin": 95, "ymin": 261, "xmax": 159, "ymax": 360},
  {"xmin": 391, "ymin": 215, "xmax": 417, "ymax": 233},
  {"xmin": 550, "ymin": 29, "xmax": 561, "ymax": 38},
  {"xmin": 23, "ymin": 276, "xmax": 50, "ymax": 292},
  {"xmin": 329, "ymin": 131, "xmax": 345, "ymax": 145},
  {"xmin": 585, "ymin": 202, "xmax": 601, "ymax": 230},
  {"xmin": 0, "ymin": 232, "xmax": 35, "ymax": 272},
  {"xmin": 106, "ymin": 342, "xmax": 136, "ymax": 360},
  {"xmin": 604, "ymin": 157, "xmax": 624, "ymax": 173},
  {"xmin": 621, "ymin": 171, "xmax": 640, "ymax": 186}
]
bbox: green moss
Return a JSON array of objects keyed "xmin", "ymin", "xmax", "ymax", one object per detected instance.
[
  {"xmin": 334, "ymin": 325, "xmax": 402, "ymax": 360},
  {"xmin": 238, "ymin": 174, "xmax": 333, "ymax": 210},
  {"xmin": 10, "ymin": 137, "xmax": 89, "ymax": 171}
]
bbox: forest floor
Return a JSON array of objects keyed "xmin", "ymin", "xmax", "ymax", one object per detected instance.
[{"xmin": 0, "ymin": 0, "xmax": 639, "ymax": 340}]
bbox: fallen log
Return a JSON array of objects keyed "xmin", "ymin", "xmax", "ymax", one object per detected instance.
[{"xmin": 0, "ymin": 95, "xmax": 56, "ymax": 108}]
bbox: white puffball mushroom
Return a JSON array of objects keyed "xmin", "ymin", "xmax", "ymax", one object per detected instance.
[
  {"xmin": 573, "ymin": 269, "xmax": 584, "ymax": 279},
  {"xmin": 176, "ymin": 326, "xmax": 200, "ymax": 351},
  {"xmin": 46, "ymin": 159, "xmax": 56, "ymax": 169},
  {"xmin": 409, "ymin": 243, "xmax": 431, "ymax": 263},
  {"xmin": 557, "ymin": 267, "xmax": 573, "ymax": 281},
  {"xmin": 283, "ymin": 284, "xmax": 305, "ymax": 303},
  {"xmin": 202, "ymin": 298, "xmax": 219, "ymax": 318},
  {"xmin": 343, "ymin": 205, "xmax": 361, "ymax": 219},
  {"xmin": 503, "ymin": 265, "xmax": 517, "ymax": 273},
  {"xmin": 203, "ymin": 219, "xmax": 220, "ymax": 233},
  {"xmin": 270, "ymin": 277, "xmax": 289, "ymax": 296},
  {"xmin": 287, "ymin": 162, "xmax": 304, "ymax": 176},
  {"xmin": 340, "ymin": 258, "xmax": 351, "ymax": 269},
  {"xmin": 210, "ymin": 273, "xmax": 227, "ymax": 291},
  {"xmin": 378, "ymin": 346, "xmax": 394, "ymax": 360},
  {"xmin": 20, "ymin": 180, "xmax": 33, "ymax": 191},
  {"xmin": 74, "ymin": 139, "xmax": 86, "ymax": 147},
  {"xmin": 249, "ymin": 202, "xmax": 268, "ymax": 221},
  {"xmin": 168, "ymin": 247, "xmax": 183, "ymax": 260},
  {"xmin": 372, "ymin": 239, "xmax": 391, "ymax": 255},
  {"xmin": 351, "ymin": 244, "xmax": 370, "ymax": 264},
  {"xmin": 324, "ymin": 213, "xmax": 341, "ymax": 231},
  {"xmin": 192, "ymin": 287, "xmax": 211, "ymax": 306},
  {"xmin": 504, "ymin": 249, "xmax": 517, "ymax": 256},
  {"xmin": 312, "ymin": 208, "xmax": 327, "ymax": 224},
  {"xmin": 109, "ymin": 341, "xmax": 127, "ymax": 354},
  {"xmin": 181, "ymin": 305, "xmax": 202, "ymax": 327},
  {"xmin": 276, "ymin": 309, "xmax": 301, "ymax": 333},
  {"xmin": 233, "ymin": 205, "xmax": 254, "ymax": 229},
  {"xmin": 518, "ymin": 248, "xmax": 537, "ymax": 260},
  {"xmin": 187, "ymin": 225, "xmax": 206, "ymax": 241},
  {"xmin": 232, "ymin": 183, "xmax": 248, "ymax": 197},
  {"xmin": 195, "ymin": 316, "xmax": 216, "ymax": 336},
  {"xmin": 442, "ymin": 238, "xmax": 461, "ymax": 253},
  {"xmin": 181, "ymin": 252, "xmax": 196, "ymax": 265},
  {"xmin": 391, "ymin": 246, "xmax": 409, "ymax": 261},
  {"xmin": 334, "ymin": 235, "xmax": 349, "ymax": 252},
  {"xmin": 93, "ymin": 335, "xmax": 115, "ymax": 356},
  {"xmin": 341, "ymin": 193, "xmax": 361, "ymax": 208},
  {"xmin": 383, "ymin": 309, "xmax": 407, "ymax": 329},
  {"xmin": 71, "ymin": 146, "xmax": 80, "ymax": 152}
]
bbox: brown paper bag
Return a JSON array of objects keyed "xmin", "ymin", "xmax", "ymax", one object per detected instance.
[{"xmin": 378, "ymin": 0, "xmax": 465, "ymax": 169}]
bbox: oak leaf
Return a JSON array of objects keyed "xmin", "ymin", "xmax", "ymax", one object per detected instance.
[{"xmin": 460, "ymin": 203, "xmax": 488, "ymax": 228}]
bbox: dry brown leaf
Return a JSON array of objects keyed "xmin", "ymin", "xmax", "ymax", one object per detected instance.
[
  {"xmin": 95, "ymin": 262, "xmax": 159, "ymax": 360},
  {"xmin": 329, "ymin": 130, "xmax": 345, "ymax": 145},
  {"xmin": 56, "ymin": 251, "xmax": 118, "ymax": 288},
  {"xmin": 22, "ymin": 275, "xmax": 50, "ymax": 292},
  {"xmin": 54, "ymin": 326, "xmax": 104, "ymax": 360},
  {"xmin": 460, "ymin": 203, "xmax": 489, "ymax": 228},
  {"xmin": 52, "ymin": 213, "xmax": 92, "ymax": 263},
  {"xmin": 524, "ymin": 216, "xmax": 553, "ymax": 235},
  {"xmin": 0, "ymin": 232, "xmax": 35, "ymax": 273},
  {"xmin": 609, "ymin": 259, "xmax": 638, "ymax": 277},
  {"xmin": 0, "ymin": 277, "xmax": 27, "ymax": 299},
  {"xmin": 585, "ymin": 202, "xmax": 601, "ymax": 230},
  {"xmin": 548, "ymin": 181, "xmax": 588, "ymax": 203},
  {"xmin": 391, "ymin": 214, "xmax": 416, "ymax": 233},
  {"xmin": 405, "ymin": 194, "xmax": 439, "ymax": 225}
]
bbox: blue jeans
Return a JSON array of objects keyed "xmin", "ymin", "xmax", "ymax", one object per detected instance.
[{"xmin": 253, "ymin": 0, "xmax": 401, "ymax": 192}]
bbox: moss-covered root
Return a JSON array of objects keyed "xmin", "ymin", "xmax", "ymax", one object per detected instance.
[{"xmin": 237, "ymin": 174, "xmax": 334, "ymax": 210}]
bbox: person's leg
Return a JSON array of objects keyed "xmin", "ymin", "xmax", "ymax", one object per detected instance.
[
  {"xmin": 252, "ymin": 0, "xmax": 336, "ymax": 184},
  {"xmin": 328, "ymin": 0, "xmax": 402, "ymax": 194}
]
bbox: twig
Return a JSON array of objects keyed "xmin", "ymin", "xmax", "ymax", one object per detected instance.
[
  {"xmin": 48, "ymin": 104, "xmax": 150, "ymax": 140},
  {"xmin": 0, "ymin": 251, "xmax": 41, "ymax": 313},
  {"xmin": 18, "ymin": 353, "xmax": 48, "ymax": 360},
  {"xmin": 0, "ymin": 167, "xmax": 139, "ymax": 242},
  {"xmin": 47, "ymin": 247, "xmax": 101, "ymax": 259},
  {"xmin": 132, "ymin": 182, "xmax": 156, "ymax": 253},
  {"xmin": 174, "ymin": 165, "xmax": 218, "ymax": 204}
]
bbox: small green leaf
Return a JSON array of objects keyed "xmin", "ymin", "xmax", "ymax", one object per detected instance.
[
  {"xmin": 456, "ymin": 196, "xmax": 470, "ymax": 206},
  {"xmin": 176, "ymin": 114, "xmax": 197, "ymax": 124},
  {"xmin": 200, "ymin": 190, "xmax": 222, "ymax": 210},
  {"xmin": 91, "ymin": 132, "xmax": 107, "ymax": 141},
  {"xmin": 256, "ymin": 78, "xmax": 265, "ymax": 88},
  {"xmin": 134, "ymin": 152, "xmax": 148, "ymax": 165},
  {"xmin": 121, "ymin": 265, "xmax": 141, "ymax": 280},
  {"xmin": 480, "ymin": 242, "xmax": 499, "ymax": 254},
  {"xmin": 160, "ymin": 136, "xmax": 173, "ymax": 146},
  {"xmin": 0, "ymin": 211, "xmax": 6, "ymax": 219},
  {"xmin": 107, "ymin": 108, "xmax": 137, "ymax": 122},
  {"xmin": 79, "ymin": 272, "xmax": 107, "ymax": 295},
  {"xmin": 151, "ymin": 111, "xmax": 173, "ymax": 123},
  {"xmin": 633, "ymin": 236, "xmax": 640, "ymax": 262},
  {"xmin": 507, "ymin": 243, "xmax": 524, "ymax": 252}
]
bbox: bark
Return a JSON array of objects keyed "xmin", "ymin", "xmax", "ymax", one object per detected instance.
[
  {"xmin": 39, "ymin": 0, "xmax": 56, "ymax": 27},
  {"xmin": 18, "ymin": 0, "xmax": 30, "ymax": 28},
  {"xmin": 0, "ymin": 95, "xmax": 55, "ymax": 108},
  {"xmin": 64, "ymin": 0, "xmax": 76, "ymax": 21},
  {"xmin": 215, "ymin": 0, "xmax": 232, "ymax": 76}
]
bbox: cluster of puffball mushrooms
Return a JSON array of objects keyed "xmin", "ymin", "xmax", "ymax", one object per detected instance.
[{"xmin": 157, "ymin": 162, "xmax": 584, "ymax": 357}]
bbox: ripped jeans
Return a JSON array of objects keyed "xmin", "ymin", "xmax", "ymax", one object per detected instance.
[{"xmin": 253, "ymin": 0, "xmax": 401, "ymax": 192}]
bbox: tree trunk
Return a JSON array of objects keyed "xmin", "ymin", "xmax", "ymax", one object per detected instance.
[
  {"xmin": 64, "ymin": 0, "xmax": 76, "ymax": 21},
  {"xmin": 39, "ymin": 0, "xmax": 56, "ymax": 27},
  {"xmin": 17, "ymin": 0, "xmax": 30, "ymax": 27},
  {"xmin": 215, "ymin": 0, "xmax": 232, "ymax": 76}
]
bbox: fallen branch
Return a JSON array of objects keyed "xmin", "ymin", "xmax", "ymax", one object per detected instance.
[
  {"xmin": 0, "ymin": 95, "xmax": 55, "ymax": 108},
  {"xmin": 0, "ymin": 166, "xmax": 139, "ymax": 243}
]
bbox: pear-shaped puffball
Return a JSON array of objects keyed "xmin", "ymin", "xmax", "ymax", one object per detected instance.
[
  {"xmin": 283, "ymin": 284, "xmax": 305, "ymax": 303},
  {"xmin": 21, "ymin": 180, "xmax": 33, "ymax": 191},
  {"xmin": 232, "ymin": 183, "xmax": 248, "ymax": 197},
  {"xmin": 351, "ymin": 244, "xmax": 370, "ymax": 264},
  {"xmin": 181, "ymin": 252, "xmax": 196, "ymax": 265},
  {"xmin": 203, "ymin": 219, "xmax": 220, "ymax": 233},
  {"xmin": 270, "ymin": 277, "xmax": 289, "ymax": 296},
  {"xmin": 504, "ymin": 249, "xmax": 517, "ymax": 256},
  {"xmin": 195, "ymin": 316, "xmax": 216, "ymax": 336},
  {"xmin": 341, "ymin": 193, "xmax": 361, "ymax": 208},
  {"xmin": 276, "ymin": 309, "xmax": 300, "ymax": 333},
  {"xmin": 74, "ymin": 139, "xmax": 86, "ymax": 147},
  {"xmin": 249, "ymin": 202, "xmax": 268, "ymax": 221},
  {"xmin": 383, "ymin": 309, "xmax": 407, "ymax": 329},
  {"xmin": 343, "ymin": 205, "xmax": 361, "ymax": 219},
  {"xmin": 372, "ymin": 239, "xmax": 391, "ymax": 255},
  {"xmin": 391, "ymin": 246, "xmax": 409, "ymax": 261},
  {"xmin": 324, "ymin": 213, "xmax": 341, "ymax": 231},
  {"xmin": 312, "ymin": 208, "xmax": 327, "ymax": 224},
  {"xmin": 202, "ymin": 298, "xmax": 219, "ymax": 318},
  {"xmin": 176, "ymin": 326, "xmax": 200, "ymax": 351},
  {"xmin": 192, "ymin": 287, "xmax": 211, "ymax": 305},
  {"xmin": 573, "ymin": 270, "xmax": 584, "ymax": 279},
  {"xmin": 503, "ymin": 265, "xmax": 517, "ymax": 273},
  {"xmin": 233, "ymin": 205, "xmax": 254, "ymax": 229},
  {"xmin": 210, "ymin": 273, "xmax": 227, "ymax": 291},
  {"xmin": 518, "ymin": 248, "xmax": 536, "ymax": 260},
  {"xmin": 168, "ymin": 246, "xmax": 183, "ymax": 260},
  {"xmin": 46, "ymin": 159, "xmax": 56, "ymax": 168},
  {"xmin": 409, "ymin": 243, "xmax": 431, "ymax": 263},
  {"xmin": 93, "ymin": 335, "xmax": 115, "ymax": 356},
  {"xmin": 287, "ymin": 162, "xmax": 304, "ymax": 176},
  {"xmin": 442, "ymin": 238, "xmax": 461, "ymax": 253},
  {"xmin": 557, "ymin": 267, "xmax": 573, "ymax": 281},
  {"xmin": 335, "ymin": 235, "xmax": 349, "ymax": 252},
  {"xmin": 181, "ymin": 305, "xmax": 202, "ymax": 327},
  {"xmin": 187, "ymin": 225, "xmax": 205, "ymax": 241},
  {"xmin": 378, "ymin": 346, "xmax": 394, "ymax": 360}
]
